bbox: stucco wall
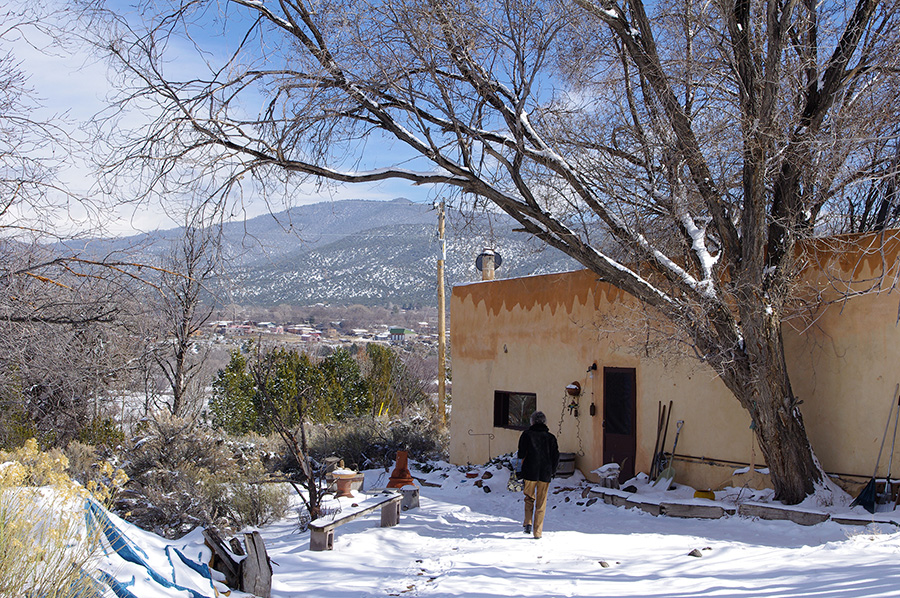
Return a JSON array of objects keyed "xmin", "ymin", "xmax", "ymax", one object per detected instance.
[
  {"xmin": 449, "ymin": 231, "xmax": 900, "ymax": 492},
  {"xmin": 784, "ymin": 232, "xmax": 900, "ymax": 480}
]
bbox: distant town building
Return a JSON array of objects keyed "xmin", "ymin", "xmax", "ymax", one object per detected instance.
[
  {"xmin": 389, "ymin": 327, "xmax": 416, "ymax": 344},
  {"xmin": 284, "ymin": 325, "xmax": 322, "ymax": 341}
]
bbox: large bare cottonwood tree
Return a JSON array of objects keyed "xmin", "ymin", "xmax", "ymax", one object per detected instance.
[{"xmin": 90, "ymin": 0, "xmax": 900, "ymax": 502}]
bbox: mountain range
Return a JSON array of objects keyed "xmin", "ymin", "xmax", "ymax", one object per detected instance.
[{"xmin": 64, "ymin": 198, "xmax": 579, "ymax": 307}]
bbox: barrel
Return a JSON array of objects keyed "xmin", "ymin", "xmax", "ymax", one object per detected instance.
[{"xmin": 556, "ymin": 453, "xmax": 576, "ymax": 477}]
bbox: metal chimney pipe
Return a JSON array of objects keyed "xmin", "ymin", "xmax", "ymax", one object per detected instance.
[{"xmin": 481, "ymin": 248, "xmax": 495, "ymax": 281}]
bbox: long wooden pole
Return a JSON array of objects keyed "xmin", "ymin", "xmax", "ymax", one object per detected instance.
[{"xmin": 437, "ymin": 201, "xmax": 447, "ymax": 426}]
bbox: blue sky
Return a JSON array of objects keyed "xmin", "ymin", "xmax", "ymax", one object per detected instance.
[{"xmin": 11, "ymin": 1, "xmax": 433, "ymax": 237}]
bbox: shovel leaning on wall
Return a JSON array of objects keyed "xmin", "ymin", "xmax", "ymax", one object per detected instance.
[
  {"xmin": 653, "ymin": 420, "xmax": 684, "ymax": 490},
  {"xmin": 851, "ymin": 383, "xmax": 900, "ymax": 514},
  {"xmin": 649, "ymin": 401, "xmax": 667, "ymax": 479},
  {"xmin": 652, "ymin": 401, "xmax": 673, "ymax": 479}
]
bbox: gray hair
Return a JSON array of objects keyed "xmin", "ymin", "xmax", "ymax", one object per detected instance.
[{"xmin": 530, "ymin": 411, "xmax": 547, "ymax": 425}]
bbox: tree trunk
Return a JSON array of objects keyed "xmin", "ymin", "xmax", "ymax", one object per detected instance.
[
  {"xmin": 720, "ymin": 306, "xmax": 822, "ymax": 504},
  {"xmin": 752, "ymin": 390, "xmax": 820, "ymax": 504},
  {"xmin": 172, "ymin": 350, "xmax": 185, "ymax": 416}
]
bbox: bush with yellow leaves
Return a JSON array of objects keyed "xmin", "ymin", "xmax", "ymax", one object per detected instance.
[{"xmin": 0, "ymin": 438, "xmax": 127, "ymax": 598}]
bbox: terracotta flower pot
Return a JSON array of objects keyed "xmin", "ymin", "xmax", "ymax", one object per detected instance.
[{"xmin": 333, "ymin": 468, "xmax": 357, "ymax": 498}]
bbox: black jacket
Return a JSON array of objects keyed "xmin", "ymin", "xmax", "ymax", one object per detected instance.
[{"xmin": 517, "ymin": 422, "xmax": 560, "ymax": 483}]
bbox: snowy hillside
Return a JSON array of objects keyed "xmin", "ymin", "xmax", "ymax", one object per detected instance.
[
  {"xmin": 59, "ymin": 198, "xmax": 579, "ymax": 307},
  {"xmin": 230, "ymin": 221, "xmax": 577, "ymax": 307},
  {"xmin": 255, "ymin": 464, "xmax": 900, "ymax": 598},
  {"xmin": 46, "ymin": 460, "xmax": 900, "ymax": 597}
]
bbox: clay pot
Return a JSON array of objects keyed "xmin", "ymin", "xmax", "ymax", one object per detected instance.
[{"xmin": 333, "ymin": 469, "xmax": 357, "ymax": 498}]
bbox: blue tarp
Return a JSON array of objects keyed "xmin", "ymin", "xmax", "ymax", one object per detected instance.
[{"xmin": 84, "ymin": 498, "xmax": 218, "ymax": 598}]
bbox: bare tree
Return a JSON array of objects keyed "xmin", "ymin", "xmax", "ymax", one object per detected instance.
[
  {"xmin": 0, "ymin": 242, "xmax": 141, "ymax": 445},
  {"xmin": 88, "ymin": 0, "xmax": 900, "ymax": 502},
  {"xmin": 0, "ymin": 4, "xmax": 224, "ymax": 443},
  {"xmin": 152, "ymin": 208, "xmax": 223, "ymax": 418},
  {"xmin": 831, "ymin": 134, "xmax": 900, "ymax": 233},
  {"xmin": 0, "ymin": 4, "xmax": 79, "ymax": 235}
]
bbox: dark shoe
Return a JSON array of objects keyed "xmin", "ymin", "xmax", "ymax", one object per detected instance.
[{"xmin": 523, "ymin": 524, "xmax": 532, "ymax": 534}]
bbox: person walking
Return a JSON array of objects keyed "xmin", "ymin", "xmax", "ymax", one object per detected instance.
[{"xmin": 517, "ymin": 411, "xmax": 559, "ymax": 539}]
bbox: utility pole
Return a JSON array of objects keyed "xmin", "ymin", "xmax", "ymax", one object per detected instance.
[{"xmin": 437, "ymin": 201, "xmax": 447, "ymax": 426}]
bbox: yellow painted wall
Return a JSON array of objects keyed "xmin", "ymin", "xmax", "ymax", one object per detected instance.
[{"xmin": 449, "ymin": 230, "xmax": 900, "ymax": 491}]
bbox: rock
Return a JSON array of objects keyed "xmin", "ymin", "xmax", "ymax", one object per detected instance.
[
  {"xmin": 688, "ymin": 549, "xmax": 703, "ymax": 558},
  {"xmin": 599, "ymin": 561, "xmax": 610, "ymax": 568},
  {"xmin": 622, "ymin": 484, "xmax": 637, "ymax": 493},
  {"xmin": 660, "ymin": 503, "xmax": 725, "ymax": 519},
  {"xmin": 482, "ymin": 485, "xmax": 491, "ymax": 493},
  {"xmin": 482, "ymin": 471, "xmax": 493, "ymax": 479},
  {"xmin": 586, "ymin": 497, "xmax": 598, "ymax": 507},
  {"xmin": 475, "ymin": 479, "xmax": 484, "ymax": 487}
]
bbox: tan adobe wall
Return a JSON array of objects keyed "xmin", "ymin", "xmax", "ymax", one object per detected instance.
[{"xmin": 449, "ymin": 230, "xmax": 900, "ymax": 492}]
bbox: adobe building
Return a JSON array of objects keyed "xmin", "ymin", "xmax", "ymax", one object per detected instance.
[{"xmin": 449, "ymin": 230, "xmax": 900, "ymax": 492}]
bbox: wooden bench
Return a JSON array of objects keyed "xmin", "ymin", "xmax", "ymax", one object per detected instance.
[{"xmin": 308, "ymin": 491, "xmax": 403, "ymax": 551}]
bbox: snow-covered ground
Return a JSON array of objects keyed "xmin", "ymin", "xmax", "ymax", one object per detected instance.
[{"xmin": 258, "ymin": 464, "xmax": 900, "ymax": 598}]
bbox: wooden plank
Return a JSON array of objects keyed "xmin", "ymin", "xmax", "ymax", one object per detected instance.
[
  {"xmin": 625, "ymin": 499, "xmax": 660, "ymax": 516},
  {"xmin": 587, "ymin": 487, "xmax": 634, "ymax": 507},
  {"xmin": 605, "ymin": 493, "xmax": 630, "ymax": 507},
  {"xmin": 831, "ymin": 515, "xmax": 900, "ymax": 527},
  {"xmin": 241, "ymin": 531, "xmax": 272, "ymax": 598},
  {"xmin": 202, "ymin": 528, "xmax": 241, "ymax": 590},
  {"xmin": 738, "ymin": 502, "xmax": 829, "ymax": 526}
]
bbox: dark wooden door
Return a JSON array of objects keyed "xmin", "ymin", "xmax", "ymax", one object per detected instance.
[{"xmin": 602, "ymin": 367, "xmax": 637, "ymax": 482}]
